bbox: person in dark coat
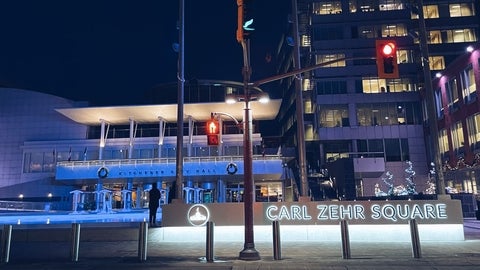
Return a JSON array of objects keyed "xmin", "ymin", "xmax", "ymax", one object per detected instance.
[{"xmin": 149, "ymin": 183, "xmax": 161, "ymax": 226}]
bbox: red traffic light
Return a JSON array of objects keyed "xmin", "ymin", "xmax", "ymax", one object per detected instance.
[
  {"xmin": 376, "ymin": 40, "xmax": 399, "ymax": 79},
  {"xmin": 381, "ymin": 43, "xmax": 395, "ymax": 56},
  {"xmin": 206, "ymin": 119, "xmax": 220, "ymax": 135},
  {"xmin": 206, "ymin": 118, "xmax": 220, "ymax": 146}
]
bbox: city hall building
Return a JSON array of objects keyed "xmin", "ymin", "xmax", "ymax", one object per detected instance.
[{"xmin": 0, "ymin": 82, "xmax": 290, "ymax": 211}]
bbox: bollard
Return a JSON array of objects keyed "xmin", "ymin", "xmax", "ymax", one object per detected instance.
[
  {"xmin": 340, "ymin": 220, "xmax": 351, "ymax": 259},
  {"xmin": 70, "ymin": 223, "xmax": 81, "ymax": 262},
  {"xmin": 206, "ymin": 221, "xmax": 214, "ymax": 262},
  {"xmin": 409, "ymin": 219, "xmax": 422, "ymax": 258},
  {"xmin": 1, "ymin": 224, "xmax": 12, "ymax": 263},
  {"xmin": 138, "ymin": 221, "xmax": 148, "ymax": 262},
  {"xmin": 272, "ymin": 220, "xmax": 281, "ymax": 260}
]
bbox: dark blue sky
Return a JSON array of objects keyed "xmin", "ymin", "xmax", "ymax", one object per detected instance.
[{"xmin": 0, "ymin": 1, "xmax": 289, "ymax": 106}]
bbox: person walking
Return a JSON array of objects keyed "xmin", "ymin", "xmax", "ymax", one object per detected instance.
[{"xmin": 149, "ymin": 183, "xmax": 161, "ymax": 227}]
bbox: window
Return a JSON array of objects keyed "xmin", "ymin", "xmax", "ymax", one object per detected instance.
[
  {"xmin": 316, "ymin": 80, "xmax": 347, "ymax": 95},
  {"xmin": 362, "ymin": 78, "xmax": 382, "ymax": 93},
  {"xmin": 356, "ymin": 102, "xmax": 421, "ymax": 126},
  {"xmin": 315, "ymin": 54, "xmax": 346, "ymax": 67},
  {"xmin": 384, "ymin": 78, "xmax": 417, "ymax": 92},
  {"xmin": 313, "ymin": 1, "xmax": 342, "ymax": 15},
  {"xmin": 349, "ymin": 0, "xmax": 357, "ymax": 13},
  {"xmin": 397, "ymin": 49, "xmax": 414, "ymax": 64},
  {"xmin": 23, "ymin": 151, "xmax": 56, "ymax": 173},
  {"xmin": 438, "ymin": 129, "xmax": 449, "ymax": 156},
  {"xmin": 429, "ymin": 56, "xmax": 445, "ymax": 70},
  {"xmin": 358, "ymin": 25, "xmax": 378, "ymax": 39},
  {"xmin": 466, "ymin": 114, "xmax": 480, "ymax": 152},
  {"xmin": 446, "ymin": 78, "xmax": 459, "ymax": 112},
  {"xmin": 449, "ymin": 3, "xmax": 475, "ymax": 17},
  {"xmin": 319, "ymin": 105, "xmax": 349, "ymax": 127},
  {"xmin": 434, "ymin": 88, "xmax": 444, "ymax": 118},
  {"xmin": 423, "ymin": 5, "xmax": 439, "ymax": 18},
  {"xmin": 324, "ymin": 140, "xmax": 351, "ymax": 161},
  {"xmin": 427, "ymin": 30, "xmax": 442, "ymax": 44},
  {"xmin": 381, "ymin": 23, "xmax": 407, "ymax": 37},
  {"xmin": 378, "ymin": 0, "xmax": 404, "ymax": 11},
  {"xmin": 445, "ymin": 29, "xmax": 477, "ymax": 43},
  {"xmin": 357, "ymin": 138, "xmax": 409, "ymax": 161},
  {"xmin": 460, "ymin": 64, "xmax": 477, "ymax": 103},
  {"xmin": 451, "ymin": 121, "xmax": 465, "ymax": 155},
  {"xmin": 361, "ymin": 78, "xmax": 416, "ymax": 93},
  {"xmin": 314, "ymin": 26, "xmax": 344, "ymax": 40}
]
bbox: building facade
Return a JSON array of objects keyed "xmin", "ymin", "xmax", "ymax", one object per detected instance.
[
  {"xmin": 275, "ymin": 0, "xmax": 479, "ymax": 199},
  {"xmin": 0, "ymin": 81, "xmax": 290, "ymax": 211}
]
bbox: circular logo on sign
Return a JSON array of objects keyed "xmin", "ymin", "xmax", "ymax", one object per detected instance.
[{"xmin": 187, "ymin": 204, "xmax": 210, "ymax": 226}]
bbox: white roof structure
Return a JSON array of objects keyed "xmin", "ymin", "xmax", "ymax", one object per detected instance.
[{"xmin": 56, "ymin": 99, "xmax": 282, "ymax": 125}]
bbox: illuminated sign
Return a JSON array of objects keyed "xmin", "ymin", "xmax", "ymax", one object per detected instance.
[
  {"xmin": 162, "ymin": 200, "xmax": 462, "ymax": 227},
  {"xmin": 187, "ymin": 204, "xmax": 210, "ymax": 226},
  {"xmin": 265, "ymin": 203, "xmax": 448, "ymax": 223}
]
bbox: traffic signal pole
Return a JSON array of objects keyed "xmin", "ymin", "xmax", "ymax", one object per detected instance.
[
  {"xmin": 175, "ymin": 0, "xmax": 185, "ymax": 202},
  {"xmin": 237, "ymin": 0, "xmax": 260, "ymax": 261},
  {"xmin": 416, "ymin": 0, "xmax": 446, "ymax": 194},
  {"xmin": 238, "ymin": 38, "xmax": 260, "ymax": 261}
]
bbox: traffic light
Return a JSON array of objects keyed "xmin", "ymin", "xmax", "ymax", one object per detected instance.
[
  {"xmin": 236, "ymin": 0, "xmax": 254, "ymax": 42},
  {"xmin": 206, "ymin": 118, "xmax": 220, "ymax": 146},
  {"xmin": 376, "ymin": 40, "xmax": 399, "ymax": 79}
]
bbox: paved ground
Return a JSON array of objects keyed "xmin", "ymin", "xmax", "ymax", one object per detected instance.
[{"xmin": 1, "ymin": 218, "xmax": 480, "ymax": 269}]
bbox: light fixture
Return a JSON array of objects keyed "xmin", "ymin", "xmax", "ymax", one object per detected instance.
[
  {"xmin": 256, "ymin": 92, "xmax": 270, "ymax": 104},
  {"xmin": 435, "ymin": 72, "xmax": 442, "ymax": 78},
  {"xmin": 466, "ymin": 45, "xmax": 474, "ymax": 53},
  {"xmin": 225, "ymin": 93, "xmax": 237, "ymax": 104}
]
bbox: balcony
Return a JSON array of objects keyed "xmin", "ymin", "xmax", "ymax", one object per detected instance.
[{"xmin": 56, "ymin": 155, "xmax": 286, "ymax": 183}]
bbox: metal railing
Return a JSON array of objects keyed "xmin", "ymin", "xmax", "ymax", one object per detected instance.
[{"xmin": 57, "ymin": 154, "xmax": 285, "ymax": 168}]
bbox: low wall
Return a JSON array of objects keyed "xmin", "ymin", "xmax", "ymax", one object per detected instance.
[{"xmin": 160, "ymin": 197, "xmax": 464, "ymax": 242}]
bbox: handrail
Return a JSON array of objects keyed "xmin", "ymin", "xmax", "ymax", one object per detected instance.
[{"xmin": 57, "ymin": 155, "xmax": 286, "ymax": 168}]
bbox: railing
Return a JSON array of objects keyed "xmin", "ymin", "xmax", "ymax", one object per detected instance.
[
  {"xmin": 57, "ymin": 154, "xmax": 285, "ymax": 168},
  {"xmin": 0, "ymin": 201, "xmax": 59, "ymax": 212}
]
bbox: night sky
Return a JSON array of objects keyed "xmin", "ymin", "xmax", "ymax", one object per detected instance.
[{"xmin": 0, "ymin": 1, "xmax": 289, "ymax": 106}]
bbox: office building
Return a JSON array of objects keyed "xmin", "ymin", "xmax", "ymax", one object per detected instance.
[{"xmin": 275, "ymin": 0, "xmax": 479, "ymax": 199}]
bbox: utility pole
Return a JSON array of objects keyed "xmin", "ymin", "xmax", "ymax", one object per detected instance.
[
  {"xmin": 416, "ymin": 0, "xmax": 446, "ymax": 194},
  {"xmin": 237, "ymin": 0, "xmax": 260, "ymax": 261},
  {"xmin": 175, "ymin": 0, "xmax": 185, "ymax": 202},
  {"xmin": 291, "ymin": 0, "xmax": 309, "ymax": 201}
]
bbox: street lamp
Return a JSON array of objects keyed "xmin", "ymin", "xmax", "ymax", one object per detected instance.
[{"xmin": 226, "ymin": 84, "xmax": 269, "ymax": 261}]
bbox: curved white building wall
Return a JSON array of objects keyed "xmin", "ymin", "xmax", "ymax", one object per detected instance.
[{"xmin": 0, "ymin": 88, "xmax": 87, "ymax": 198}]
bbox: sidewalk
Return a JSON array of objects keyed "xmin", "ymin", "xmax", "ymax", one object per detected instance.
[{"xmin": 1, "ymin": 218, "xmax": 480, "ymax": 270}]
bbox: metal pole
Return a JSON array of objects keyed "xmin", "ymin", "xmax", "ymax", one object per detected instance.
[
  {"xmin": 291, "ymin": 0, "xmax": 309, "ymax": 200},
  {"xmin": 416, "ymin": 0, "xmax": 445, "ymax": 194},
  {"xmin": 175, "ymin": 0, "xmax": 185, "ymax": 202},
  {"xmin": 138, "ymin": 221, "xmax": 148, "ymax": 261},
  {"xmin": 340, "ymin": 220, "xmax": 351, "ymax": 259},
  {"xmin": 238, "ymin": 39, "xmax": 260, "ymax": 261},
  {"xmin": 206, "ymin": 221, "xmax": 215, "ymax": 262},
  {"xmin": 70, "ymin": 223, "xmax": 81, "ymax": 262},
  {"xmin": 409, "ymin": 219, "xmax": 422, "ymax": 258},
  {"xmin": 272, "ymin": 221, "xmax": 281, "ymax": 260},
  {"xmin": 1, "ymin": 224, "xmax": 12, "ymax": 263}
]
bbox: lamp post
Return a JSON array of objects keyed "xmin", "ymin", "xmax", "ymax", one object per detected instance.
[{"xmin": 237, "ymin": 38, "xmax": 261, "ymax": 260}]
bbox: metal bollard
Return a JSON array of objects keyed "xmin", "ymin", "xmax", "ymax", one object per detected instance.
[
  {"xmin": 138, "ymin": 221, "xmax": 148, "ymax": 262},
  {"xmin": 70, "ymin": 223, "xmax": 81, "ymax": 262},
  {"xmin": 206, "ymin": 221, "xmax": 214, "ymax": 262},
  {"xmin": 272, "ymin": 220, "xmax": 281, "ymax": 260},
  {"xmin": 409, "ymin": 219, "xmax": 422, "ymax": 258},
  {"xmin": 340, "ymin": 220, "xmax": 351, "ymax": 259},
  {"xmin": 1, "ymin": 224, "xmax": 12, "ymax": 263}
]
